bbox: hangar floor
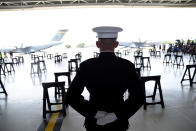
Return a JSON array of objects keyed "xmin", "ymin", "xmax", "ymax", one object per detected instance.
[{"xmin": 0, "ymin": 47, "xmax": 196, "ymax": 131}]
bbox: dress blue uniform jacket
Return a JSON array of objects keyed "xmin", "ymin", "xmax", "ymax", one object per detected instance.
[{"xmin": 67, "ymin": 52, "xmax": 144, "ymax": 130}]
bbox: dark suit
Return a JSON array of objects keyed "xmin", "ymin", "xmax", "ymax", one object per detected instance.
[{"xmin": 67, "ymin": 52, "xmax": 144, "ymax": 131}]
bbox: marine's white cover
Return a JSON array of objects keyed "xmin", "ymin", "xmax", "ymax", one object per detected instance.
[{"xmin": 92, "ymin": 26, "xmax": 123, "ymax": 38}]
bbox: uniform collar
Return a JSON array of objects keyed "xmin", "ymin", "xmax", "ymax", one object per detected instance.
[
  {"xmin": 100, "ymin": 50, "xmax": 114, "ymax": 53},
  {"xmin": 99, "ymin": 52, "xmax": 116, "ymax": 58}
]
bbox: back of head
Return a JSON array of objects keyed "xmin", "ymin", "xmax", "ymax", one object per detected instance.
[{"xmin": 99, "ymin": 38, "xmax": 116, "ymax": 44}]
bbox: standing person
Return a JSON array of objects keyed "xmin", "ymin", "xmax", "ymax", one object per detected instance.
[
  {"xmin": 3, "ymin": 52, "xmax": 8, "ymax": 61},
  {"xmin": 9, "ymin": 51, "xmax": 13, "ymax": 59},
  {"xmin": 67, "ymin": 26, "xmax": 144, "ymax": 131},
  {"xmin": 0, "ymin": 52, "xmax": 2, "ymax": 59}
]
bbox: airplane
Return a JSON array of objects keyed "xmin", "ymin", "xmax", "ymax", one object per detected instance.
[
  {"xmin": 0, "ymin": 29, "xmax": 68, "ymax": 54},
  {"xmin": 119, "ymin": 39, "xmax": 161, "ymax": 48}
]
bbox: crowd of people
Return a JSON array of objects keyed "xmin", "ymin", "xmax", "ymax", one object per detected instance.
[
  {"xmin": 167, "ymin": 39, "xmax": 196, "ymax": 54},
  {"xmin": 181, "ymin": 40, "xmax": 196, "ymax": 54}
]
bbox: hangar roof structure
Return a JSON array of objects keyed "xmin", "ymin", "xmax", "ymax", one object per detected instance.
[{"xmin": 0, "ymin": 0, "xmax": 196, "ymax": 9}]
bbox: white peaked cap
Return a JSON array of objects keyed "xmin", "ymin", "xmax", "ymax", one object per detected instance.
[{"xmin": 92, "ymin": 26, "xmax": 123, "ymax": 38}]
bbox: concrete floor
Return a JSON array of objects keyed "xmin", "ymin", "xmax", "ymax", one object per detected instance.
[{"xmin": 0, "ymin": 47, "xmax": 196, "ymax": 131}]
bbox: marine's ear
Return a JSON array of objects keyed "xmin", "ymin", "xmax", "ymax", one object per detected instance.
[
  {"xmin": 96, "ymin": 41, "xmax": 100, "ymax": 48},
  {"xmin": 114, "ymin": 41, "xmax": 119, "ymax": 48}
]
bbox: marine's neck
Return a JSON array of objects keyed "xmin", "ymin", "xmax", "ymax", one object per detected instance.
[
  {"xmin": 100, "ymin": 48, "xmax": 115, "ymax": 53},
  {"xmin": 100, "ymin": 50, "xmax": 114, "ymax": 53}
]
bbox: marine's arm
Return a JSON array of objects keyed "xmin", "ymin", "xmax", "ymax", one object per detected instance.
[
  {"xmin": 116, "ymin": 63, "xmax": 145, "ymax": 119},
  {"xmin": 67, "ymin": 64, "xmax": 97, "ymax": 118}
]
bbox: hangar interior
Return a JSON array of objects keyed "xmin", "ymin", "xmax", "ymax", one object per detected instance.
[{"xmin": 0, "ymin": 1, "xmax": 196, "ymax": 131}]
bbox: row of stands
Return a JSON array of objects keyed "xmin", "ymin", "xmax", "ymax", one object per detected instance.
[
  {"xmin": 0, "ymin": 55, "xmax": 25, "ymax": 96},
  {"xmin": 133, "ymin": 49, "xmax": 196, "ymax": 87},
  {"xmin": 30, "ymin": 52, "xmax": 82, "ymax": 75},
  {"xmin": 163, "ymin": 53, "xmax": 184, "ymax": 68},
  {"xmin": 0, "ymin": 55, "xmax": 25, "ymax": 76},
  {"xmin": 41, "ymin": 52, "xmax": 82, "ymax": 118},
  {"xmin": 133, "ymin": 49, "xmax": 185, "ymax": 69}
]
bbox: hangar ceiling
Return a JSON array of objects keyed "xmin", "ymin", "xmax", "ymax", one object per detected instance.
[{"xmin": 0, "ymin": 0, "xmax": 195, "ymax": 9}]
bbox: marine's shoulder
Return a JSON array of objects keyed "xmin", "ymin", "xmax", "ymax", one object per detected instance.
[
  {"xmin": 80, "ymin": 58, "xmax": 98, "ymax": 66},
  {"xmin": 116, "ymin": 56, "xmax": 134, "ymax": 66}
]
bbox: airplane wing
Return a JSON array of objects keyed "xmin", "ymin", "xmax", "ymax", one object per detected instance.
[
  {"xmin": 0, "ymin": 48, "xmax": 16, "ymax": 53},
  {"xmin": 13, "ymin": 41, "xmax": 63, "ymax": 54}
]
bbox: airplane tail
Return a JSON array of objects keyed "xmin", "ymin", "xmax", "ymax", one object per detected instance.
[
  {"xmin": 51, "ymin": 29, "xmax": 68, "ymax": 41},
  {"xmin": 20, "ymin": 43, "xmax": 23, "ymax": 48}
]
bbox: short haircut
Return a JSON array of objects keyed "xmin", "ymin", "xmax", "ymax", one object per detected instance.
[{"xmin": 98, "ymin": 38, "xmax": 117, "ymax": 44}]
